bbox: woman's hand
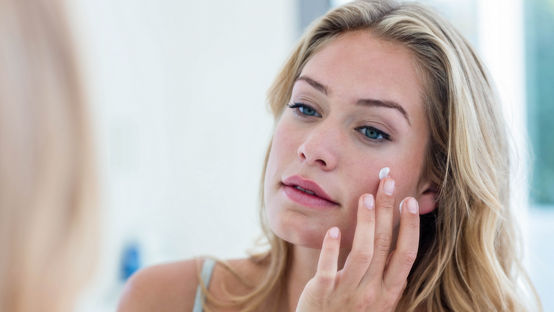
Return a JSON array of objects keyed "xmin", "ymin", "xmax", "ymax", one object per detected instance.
[{"xmin": 296, "ymin": 176, "xmax": 420, "ymax": 312}]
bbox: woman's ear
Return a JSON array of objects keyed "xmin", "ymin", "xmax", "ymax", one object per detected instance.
[{"xmin": 417, "ymin": 182, "xmax": 438, "ymax": 215}]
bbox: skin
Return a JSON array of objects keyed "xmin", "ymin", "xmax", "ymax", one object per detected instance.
[{"xmin": 117, "ymin": 30, "xmax": 436, "ymax": 312}]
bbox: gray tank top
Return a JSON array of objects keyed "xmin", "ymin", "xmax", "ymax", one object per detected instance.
[{"xmin": 192, "ymin": 258, "xmax": 216, "ymax": 312}]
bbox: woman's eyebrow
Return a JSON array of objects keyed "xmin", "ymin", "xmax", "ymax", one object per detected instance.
[
  {"xmin": 296, "ymin": 75, "xmax": 328, "ymax": 95},
  {"xmin": 296, "ymin": 75, "xmax": 412, "ymax": 127},
  {"xmin": 357, "ymin": 99, "xmax": 411, "ymax": 126}
]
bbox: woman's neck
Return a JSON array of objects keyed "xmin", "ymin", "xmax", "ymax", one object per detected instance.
[{"xmin": 282, "ymin": 244, "xmax": 350, "ymax": 312}]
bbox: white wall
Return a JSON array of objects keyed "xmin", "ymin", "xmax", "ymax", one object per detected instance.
[{"xmin": 69, "ymin": 1, "xmax": 296, "ymax": 310}]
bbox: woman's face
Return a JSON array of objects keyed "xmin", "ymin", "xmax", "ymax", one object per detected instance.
[{"xmin": 264, "ymin": 30, "xmax": 431, "ymax": 250}]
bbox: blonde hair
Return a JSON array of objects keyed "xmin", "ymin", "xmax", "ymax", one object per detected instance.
[
  {"xmin": 0, "ymin": 0, "xmax": 97, "ymax": 311},
  {"xmin": 203, "ymin": 1, "xmax": 541, "ymax": 311}
]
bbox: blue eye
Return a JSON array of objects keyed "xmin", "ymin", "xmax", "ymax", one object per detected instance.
[
  {"xmin": 357, "ymin": 126, "xmax": 391, "ymax": 142},
  {"xmin": 287, "ymin": 103, "xmax": 321, "ymax": 117}
]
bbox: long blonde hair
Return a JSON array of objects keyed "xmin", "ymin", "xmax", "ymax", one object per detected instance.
[
  {"xmin": 0, "ymin": 0, "xmax": 97, "ymax": 311},
  {"xmin": 204, "ymin": 1, "xmax": 540, "ymax": 311}
]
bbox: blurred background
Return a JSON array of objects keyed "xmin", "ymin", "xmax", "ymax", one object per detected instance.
[{"xmin": 65, "ymin": 0, "xmax": 553, "ymax": 310}]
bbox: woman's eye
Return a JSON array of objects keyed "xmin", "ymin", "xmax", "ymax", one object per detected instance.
[
  {"xmin": 287, "ymin": 103, "xmax": 321, "ymax": 117},
  {"xmin": 357, "ymin": 126, "xmax": 391, "ymax": 142}
]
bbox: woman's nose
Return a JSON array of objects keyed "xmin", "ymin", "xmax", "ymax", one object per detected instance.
[{"xmin": 296, "ymin": 123, "xmax": 341, "ymax": 171}]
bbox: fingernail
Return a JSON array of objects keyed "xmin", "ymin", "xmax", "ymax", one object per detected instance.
[
  {"xmin": 399, "ymin": 198, "xmax": 406, "ymax": 213},
  {"xmin": 379, "ymin": 167, "xmax": 390, "ymax": 180},
  {"xmin": 384, "ymin": 178, "xmax": 395, "ymax": 195},
  {"xmin": 364, "ymin": 194, "xmax": 374, "ymax": 210},
  {"xmin": 408, "ymin": 198, "xmax": 419, "ymax": 214},
  {"xmin": 329, "ymin": 227, "xmax": 339, "ymax": 239}
]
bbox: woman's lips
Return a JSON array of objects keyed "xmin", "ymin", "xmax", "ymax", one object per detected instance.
[
  {"xmin": 281, "ymin": 184, "xmax": 338, "ymax": 209},
  {"xmin": 280, "ymin": 175, "xmax": 339, "ymax": 210},
  {"xmin": 282, "ymin": 175, "xmax": 337, "ymax": 203}
]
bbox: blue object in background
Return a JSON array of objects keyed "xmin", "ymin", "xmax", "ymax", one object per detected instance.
[{"xmin": 120, "ymin": 242, "xmax": 141, "ymax": 281}]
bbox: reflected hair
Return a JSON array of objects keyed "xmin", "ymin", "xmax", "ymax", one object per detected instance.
[
  {"xmin": 0, "ymin": 0, "xmax": 97, "ymax": 311},
  {"xmin": 202, "ymin": 0, "xmax": 541, "ymax": 311}
]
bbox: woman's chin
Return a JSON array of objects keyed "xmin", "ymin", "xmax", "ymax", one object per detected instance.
[
  {"xmin": 269, "ymin": 221, "xmax": 319, "ymax": 246},
  {"xmin": 270, "ymin": 220, "xmax": 349, "ymax": 250},
  {"xmin": 279, "ymin": 233, "xmax": 326, "ymax": 250}
]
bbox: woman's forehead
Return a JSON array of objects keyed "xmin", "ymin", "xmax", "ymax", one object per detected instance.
[{"xmin": 296, "ymin": 31, "xmax": 425, "ymax": 124}]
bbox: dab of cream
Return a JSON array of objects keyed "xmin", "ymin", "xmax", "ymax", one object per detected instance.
[{"xmin": 379, "ymin": 167, "xmax": 390, "ymax": 180}]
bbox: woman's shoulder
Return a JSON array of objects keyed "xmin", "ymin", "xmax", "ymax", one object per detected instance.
[
  {"xmin": 117, "ymin": 257, "xmax": 266, "ymax": 312},
  {"xmin": 117, "ymin": 258, "xmax": 200, "ymax": 311}
]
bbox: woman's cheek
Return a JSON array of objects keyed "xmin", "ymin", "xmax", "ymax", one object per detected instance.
[{"xmin": 343, "ymin": 165, "xmax": 381, "ymax": 214}]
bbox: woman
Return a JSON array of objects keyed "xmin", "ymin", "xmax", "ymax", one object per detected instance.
[
  {"xmin": 118, "ymin": 0, "xmax": 540, "ymax": 311},
  {"xmin": 0, "ymin": 0, "xmax": 98, "ymax": 311}
]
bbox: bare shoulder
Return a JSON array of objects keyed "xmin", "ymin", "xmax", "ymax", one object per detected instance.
[
  {"xmin": 116, "ymin": 256, "xmax": 267, "ymax": 312},
  {"xmin": 116, "ymin": 258, "xmax": 201, "ymax": 312}
]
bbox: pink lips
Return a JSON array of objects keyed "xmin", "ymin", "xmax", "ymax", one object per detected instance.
[{"xmin": 282, "ymin": 175, "xmax": 338, "ymax": 209}]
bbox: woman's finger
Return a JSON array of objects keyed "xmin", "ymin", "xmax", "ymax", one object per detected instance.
[
  {"xmin": 365, "ymin": 176, "xmax": 396, "ymax": 281},
  {"xmin": 340, "ymin": 194, "xmax": 375, "ymax": 289},
  {"xmin": 383, "ymin": 197, "xmax": 419, "ymax": 292},
  {"xmin": 313, "ymin": 226, "xmax": 341, "ymax": 292}
]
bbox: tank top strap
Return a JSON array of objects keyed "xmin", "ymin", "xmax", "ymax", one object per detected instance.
[{"xmin": 192, "ymin": 258, "xmax": 216, "ymax": 312}]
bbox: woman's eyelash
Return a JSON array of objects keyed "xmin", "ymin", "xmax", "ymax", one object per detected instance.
[
  {"xmin": 287, "ymin": 103, "xmax": 321, "ymax": 118},
  {"xmin": 356, "ymin": 126, "xmax": 391, "ymax": 142}
]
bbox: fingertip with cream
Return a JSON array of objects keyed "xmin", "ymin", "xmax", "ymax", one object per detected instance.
[{"xmin": 379, "ymin": 167, "xmax": 390, "ymax": 180}]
